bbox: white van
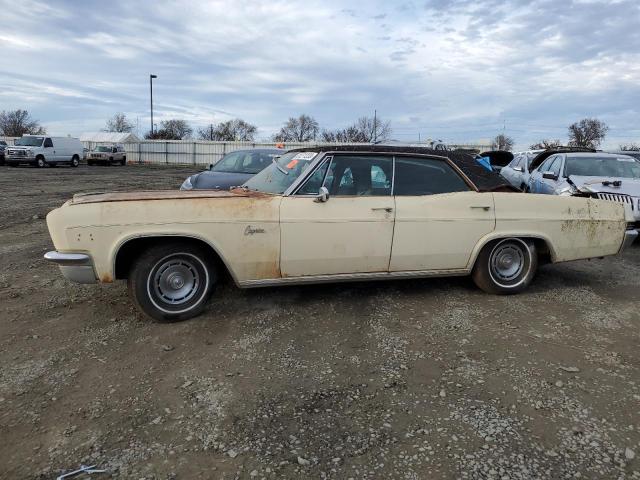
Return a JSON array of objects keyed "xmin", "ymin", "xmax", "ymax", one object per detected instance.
[{"xmin": 6, "ymin": 135, "xmax": 84, "ymax": 168}]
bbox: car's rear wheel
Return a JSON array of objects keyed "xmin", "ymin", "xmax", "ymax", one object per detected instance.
[
  {"xmin": 472, "ymin": 238, "xmax": 537, "ymax": 294},
  {"xmin": 128, "ymin": 242, "xmax": 216, "ymax": 322},
  {"xmin": 121, "ymin": 156, "xmax": 126, "ymax": 166}
]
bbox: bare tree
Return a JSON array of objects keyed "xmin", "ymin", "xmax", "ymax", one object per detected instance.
[
  {"xmin": 619, "ymin": 142, "xmax": 640, "ymax": 151},
  {"xmin": 198, "ymin": 119, "xmax": 257, "ymax": 141},
  {"xmin": 568, "ymin": 118, "xmax": 609, "ymax": 148},
  {"xmin": 145, "ymin": 119, "xmax": 192, "ymax": 140},
  {"xmin": 0, "ymin": 109, "xmax": 46, "ymax": 136},
  {"xmin": 105, "ymin": 113, "xmax": 134, "ymax": 133},
  {"xmin": 529, "ymin": 139, "xmax": 562, "ymax": 150},
  {"xmin": 490, "ymin": 134, "xmax": 514, "ymax": 151},
  {"xmin": 321, "ymin": 115, "xmax": 392, "ymax": 143},
  {"xmin": 273, "ymin": 114, "xmax": 319, "ymax": 142}
]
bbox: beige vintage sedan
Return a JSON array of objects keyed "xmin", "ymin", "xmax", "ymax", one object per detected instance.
[{"xmin": 45, "ymin": 145, "xmax": 637, "ymax": 321}]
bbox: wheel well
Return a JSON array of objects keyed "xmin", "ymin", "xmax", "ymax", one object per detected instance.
[
  {"xmin": 36, "ymin": 154, "xmax": 44, "ymax": 160},
  {"xmin": 475, "ymin": 236, "xmax": 553, "ymax": 267},
  {"xmin": 72, "ymin": 154, "xmax": 79, "ymax": 160},
  {"xmin": 114, "ymin": 236, "xmax": 233, "ymax": 282}
]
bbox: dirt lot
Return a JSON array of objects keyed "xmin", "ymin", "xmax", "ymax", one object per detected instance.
[{"xmin": 1, "ymin": 164, "xmax": 639, "ymax": 480}]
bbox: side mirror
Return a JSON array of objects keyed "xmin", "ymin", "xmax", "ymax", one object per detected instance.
[
  {"xmin": 513, "ymin": 166, "xmax": 524, "ymax": 172},
  {"xmin": 314, "ymin": 186, "xmax": 330, "ymax": 203},
  {"xmin": 542, "ymin": 171, "xmax": 558, "ymax": 180}
]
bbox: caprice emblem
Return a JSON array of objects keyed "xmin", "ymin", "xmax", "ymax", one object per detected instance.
[{"xmin": 244, "ymin": 225, "xmax": 265, "ymax": 236}]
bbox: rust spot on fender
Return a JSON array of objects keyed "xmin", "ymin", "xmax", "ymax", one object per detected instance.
[{"xmin": 100, "ymin": 273, "xmax": 113, "ymax": 283}]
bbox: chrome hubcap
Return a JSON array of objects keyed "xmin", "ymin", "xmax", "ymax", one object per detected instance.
[
  {"xmin": 153, "ymin": 258, "xmax": 199, "ymax": 304},
  {"xmin": 491, "ymin": 244, "xmax": 525, "ymax": 281}
]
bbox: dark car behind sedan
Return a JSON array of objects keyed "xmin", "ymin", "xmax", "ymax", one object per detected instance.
[
  {"xmin": 0, "ymin": 140, "xmax": 7, "ymax": 166},
  {"xmin": 180, "ymin": 148, "xmax": 284, "ymax": 190}
]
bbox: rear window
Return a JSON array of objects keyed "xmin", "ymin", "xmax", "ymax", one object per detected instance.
[{"xmin": 394, "ymin": 157, "xmax": 470, "ymax": 195}]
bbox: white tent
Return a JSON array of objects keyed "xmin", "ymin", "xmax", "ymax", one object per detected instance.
[{"xmin": 80, "ymin": 132, "xmax": 140, "ymax": 143}]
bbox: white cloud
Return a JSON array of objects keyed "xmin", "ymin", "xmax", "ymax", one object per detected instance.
[{"xmin": 0, "ymin": 0, "xmax": 638, "ymax": 148}]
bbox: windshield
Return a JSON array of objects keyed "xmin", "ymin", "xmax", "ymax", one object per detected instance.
[
  {"xmin": 15, "ymin": 137, "xmax": 44, "ymax": 147},
  {"xmin": 565, "ymin": 156, "xmax": 640, "ymax": 179},
  {"xmin": 243, "ymin": 151, "xmax": 318, "ymax": 194},
  {"xmin": 212, "ymin": 150, "xmax": 280, "ymax": 174},
  {"xmin": 95, "ymin": 146, "xmax": 112, "ymax": 152}
]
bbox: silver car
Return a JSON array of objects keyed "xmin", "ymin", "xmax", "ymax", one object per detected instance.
[
  {"xmin": 528, "ymin": 152, "xmax": 640, "ymax": 228},
  {"xmin": 500, "ymin": 150, "xmax": 544, "ymax": 190},
  {"xmin": 87, "ymin": 145, "xmax": 127, "ymax": 166}
]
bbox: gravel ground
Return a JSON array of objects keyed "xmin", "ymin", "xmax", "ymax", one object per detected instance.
[{"xmin": 0, "ymin": 164, "xmax": 639, "ymax": 480}]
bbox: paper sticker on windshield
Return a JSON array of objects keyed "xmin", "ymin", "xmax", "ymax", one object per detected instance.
[
  {"xmin": 292, "ymin": 152, "xmax": 317, "ymax": 161},
  {"xmin": 286, "ymin": 159, "xmax": 299, "ymax": 169}
]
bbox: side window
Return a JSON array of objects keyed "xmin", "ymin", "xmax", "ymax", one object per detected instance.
[
  {"xmin": 510, "ymin": 154, "xmax": 522, "ymax": 168},
  {"xmin": 297, "ymin": 159, "xmax": 331, "ymax": 195},
  {"xmin": 324, "ymin": 155, "xmax": 392, "ymax": 196},
  {"xmin": 545, "ymin": 157, "xmax": 560, "ymax": 175},
  {"xmin": 44, "ymin": 138, "xmax": 53, "ymax": 148},
  {"xmin": 549, "ymin": 156, "xmax": 563, "ymax": 177},
  {"xmin": 394, "ymin": 157, "xmax": 470, "ymax": 196},
  {"xmin": 538, "ymin": 155, "xmax": 555, "ymax": 172}
]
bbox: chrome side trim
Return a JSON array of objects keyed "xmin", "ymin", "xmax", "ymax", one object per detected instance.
[
  {"xmin": 620, "ymin": 229, "xmax": 638, "ymax": 253},
  {"xmin": 238, "ymin": 268, "xmax": 469, "ymax": 288},
  {"xmin": 44, "ymin": 251, "xmax": 92, "ymax": 266}
]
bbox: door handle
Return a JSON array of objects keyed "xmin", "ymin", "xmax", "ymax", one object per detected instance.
[
  {"xmin": 470, "ymin": 206, "xmax": 491, "ymax": 211},
  {"xmin": 372, "ymin": 207, "xmax": 393, "ymax": 212}
]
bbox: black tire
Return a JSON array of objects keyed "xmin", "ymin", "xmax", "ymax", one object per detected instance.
[
  {"xmin": 472, "ymin": 238, "xmax": 538, "ymax": 295},
  {"xmin": 121, "ymin": 157, "xmax": 126, "ymax": 166},
  {"xmin": 128, "ymin": 242, "xmax": 216, "ymax": 322},
  {"xmin": 108, "ymin": 157, "xmax": 114, "ymax": 166},
  {"xmin": 87, "ymin": 160, "xmax": 94, "ymax": 166},
  {"xmin": 70, "ymin": 156, "xmax": 79, "ymax": 167},
  {"xmin": 35, "ymin": 156, "xmax": 46, "ymax": 168},
  {"xmin": 49, "ymin": 162, "xmax": 57, "ymax": 168}
]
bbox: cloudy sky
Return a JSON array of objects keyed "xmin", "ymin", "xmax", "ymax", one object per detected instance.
[{"xmin": 1, "ymin": 0, "xmax": 639, "ymax": 149}]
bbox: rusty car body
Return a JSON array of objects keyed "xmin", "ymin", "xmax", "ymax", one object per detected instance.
[{"xmin": 45, "ymin": 145, "xmax": 637, "ymax": 322}]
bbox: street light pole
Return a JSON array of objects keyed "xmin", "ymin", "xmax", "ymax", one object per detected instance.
[{"xmin": 150, "ymin": 74, "xmax": 157, "ymax": 136}]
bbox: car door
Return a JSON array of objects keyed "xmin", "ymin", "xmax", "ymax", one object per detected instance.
[
  {"xmin": 500, "ymin": 154, "xmax": 521, "ymax": 187},
  {"xmin": 389, "ymin": 156, "xmax": 496, "ymax": 271},
  {"xmin": 279, "ymin": 154, "xmax": 395, "ymax": 277},
  {"xmin": 43, "ymin": 137, "xmax": 56, "ymax": 162},
  {"xmin": 538, "ymin": 156, "xmax": 562, "ymax": 194},
  {"xmin": 529, "ymin": 156, "xmax": 553, "ymax": 193}
]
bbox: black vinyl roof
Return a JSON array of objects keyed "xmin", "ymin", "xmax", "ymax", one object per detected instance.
[{"xmin": 289, "ymin": 144, "xmax": 517, "ymax": 192}]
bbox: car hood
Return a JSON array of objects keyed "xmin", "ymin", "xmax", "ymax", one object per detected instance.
[
  {"xmin": 569, "ymin": 175, "xmax": 640, "ymax": 196},
  {"xmin": 191, "ymin": 171, "xmax": 254, "ymax": 190},
  {"xmin": 70, "ymin": 189, "xmax": 271, "ymax": 205}
]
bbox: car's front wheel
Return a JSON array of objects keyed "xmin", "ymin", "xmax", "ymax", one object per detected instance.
[
  {"xmin": 128, "ymin": 242, "xmax": 216, "ymax": 322},
  {"xmin": 472, "ymin": 238, "xmax": 537, "ymax": 294},
  {"xmin": 70, "ymin": 155, "xmax": 79, "ymax": 167}
]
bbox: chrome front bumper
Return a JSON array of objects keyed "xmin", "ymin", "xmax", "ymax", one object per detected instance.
[
  {"xmin": 620, "ymin": 229, "xmax": 638, "ymax": 253},
  {"xmin": 44, "ymin": 251, "xmax": 98, "ymax": 284}
]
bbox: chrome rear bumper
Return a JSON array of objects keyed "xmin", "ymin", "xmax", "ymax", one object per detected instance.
[{"xmin": 44, "ymin": 251, "xmax": 97, "ymax": 284}]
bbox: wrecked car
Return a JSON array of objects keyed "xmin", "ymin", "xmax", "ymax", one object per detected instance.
[
  {"xmin": 528, "ymin": 152, "xmax": 640, "ymax": 229},
  {"xmin": 44, "ymin": 145, "xmax": 637, "ymax": 322}
]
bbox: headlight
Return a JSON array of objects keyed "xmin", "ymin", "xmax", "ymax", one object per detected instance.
[
  {"xmin": 180, "ymin": 176, "xmax": 194, "ymax": 190},
  {"xmin": 26, "ymin": 149, "xmax": 34, "ymax": 155}
]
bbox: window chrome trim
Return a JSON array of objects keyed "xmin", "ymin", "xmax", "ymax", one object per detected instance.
[
  {"xmin": 291, "ymin": 156, "xmax": 333, "ymax": 197},
  {"xmin": 282, "ymin": 152, "xmax": 327, "ymax": 196},
  {"xmin": 282, "ymin": 150, "xmax": 477, "ymax": 195}
]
